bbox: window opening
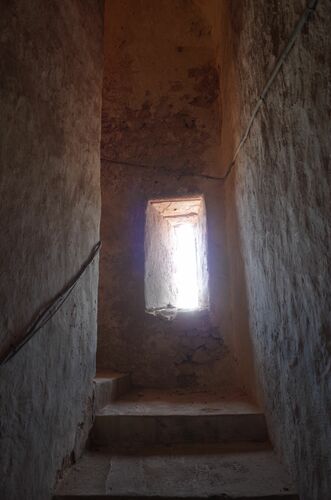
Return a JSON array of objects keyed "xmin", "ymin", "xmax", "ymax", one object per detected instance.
[{"xmin": 144, "ymin": 195, "xmax": 209, "ymax": 318}]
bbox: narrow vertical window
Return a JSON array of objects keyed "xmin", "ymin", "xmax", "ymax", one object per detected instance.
[{"xmin": 144, "ymin": 195, "xmax": 209, "ymax": 316}]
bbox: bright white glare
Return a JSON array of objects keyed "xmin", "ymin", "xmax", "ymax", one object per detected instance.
[{"xmin": 174, "ymin": 223, "xmax": 199, "ymax": 309}]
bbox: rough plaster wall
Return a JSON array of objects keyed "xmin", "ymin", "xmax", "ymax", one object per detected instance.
[
  {"xmin": 0, "ymin": 2, "xmax": 103, "ymax": 499},
  {"xmin": 218, "ymin": 0, "xmax": 330, "ymax": 497},
  {"xmin": 209, "ymin": 0, "xmax": 258, "ymax": 400},
  {"xmin": 99, "ymin": 168, "xmax": 239, "ymax": 391},
  {"xmin": 145, "ymin": 204, "xmax": 176, "ymax": 310},
  {"xmin": 195, "ymin": 199, "xmax": 209, "ymax": 309},
  {"xmin": 98, "ymin": 0, "xmax": 241, "ymax": 391}
]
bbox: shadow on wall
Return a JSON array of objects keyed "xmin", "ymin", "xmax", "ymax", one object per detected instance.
[{"xmin": 217, "ymin": 0, "xmax": 331, "ymax": 498}]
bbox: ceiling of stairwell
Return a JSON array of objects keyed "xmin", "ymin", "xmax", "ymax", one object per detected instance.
[{"xmin": 102, "ymin": 0, "xmax": 222, "ymax": 177}]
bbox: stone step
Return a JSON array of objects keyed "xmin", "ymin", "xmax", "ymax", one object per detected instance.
[
  {"xmin": 93, "ymin": 371, "xmax": 131, "ymax": 411},
  {"xmin": 54, "ymin": 443, "xmax": 299, "ymax": 499},
  {"xmin": 92, "ymin": 389, "xmax": 268, "ymax": 446}
]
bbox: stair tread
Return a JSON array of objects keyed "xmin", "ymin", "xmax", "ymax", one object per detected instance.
[
  {"xmin": 93, "ymin": 372, "xmax": 131, "ymax": 411},
  {"xmin": 97, "ymin": 388, "xmax": 262, "ymax": 416},
  {"xmin": 55, "ymin": 443, "xmax": 298, "ymax": 498},
  {"xmin": 94, "ymin": 370, "xmax": 129, "ymax": 382}
]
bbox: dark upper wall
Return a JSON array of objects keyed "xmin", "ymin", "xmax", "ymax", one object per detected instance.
[
  {"xmin": 0, "ymin": 1, "xmax": 103, "ymax": 498},
  {"xmin": 217, "ymin": 0, "xmax": 330, "ymax": 498},
  {"xmin": 98, "ymin": 0, "xmax": 249, "ymax": 392},
  {"xmin": 101, "ymin": 0, "xmax": 221, "ymax": 174}
]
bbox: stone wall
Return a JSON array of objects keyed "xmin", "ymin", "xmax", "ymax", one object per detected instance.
[
  {"xmin": 217, "ymin": 0, "xmax": 331, "ymax": 497},
  {"xmin": 145, "ymin": 202, "xmax": 177, "ymax": 310},
  {"xmin": 0, "ymin": 2, "xmax": 104, "ymax": 499},
  {"xmin": 98, "ymin": 0, "xmax": 245, "ymax": 392}
]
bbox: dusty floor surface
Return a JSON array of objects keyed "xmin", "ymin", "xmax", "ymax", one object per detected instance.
[
  {"xmin": 55, "ymin": 444, "xmax": 297, "ymax": 498},
  {"xmin": 97, "ymin": 387, "xmax": 261, "ymax": 416}
]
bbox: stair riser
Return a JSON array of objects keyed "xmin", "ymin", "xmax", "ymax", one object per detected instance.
[
  {"xmin": 54, "ymin": 495, "xmax": 299, "ymax": 499},
  {"xmin": 94, "ymin": 374, "xmax": 131, "ymax": 411},
  {"xmin": 92, "ymin": 414, "xmax": 268, "ymax": 446}
]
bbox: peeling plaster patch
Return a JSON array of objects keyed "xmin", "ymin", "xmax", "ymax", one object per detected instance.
[
  {"xmin": 102, "ymin": 97, "xmax": 215, "ymax": 172},
  {"xmin": 188, "ymin": 64, "xmax": 220, "ymax": 107}
]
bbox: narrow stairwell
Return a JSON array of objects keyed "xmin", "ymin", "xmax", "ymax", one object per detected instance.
[{"xmin": 54, "ymin": 373, "xmax": 299, "ymax": 499}]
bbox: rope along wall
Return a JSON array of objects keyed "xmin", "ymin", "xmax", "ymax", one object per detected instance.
[{"xmin": 0, "ymin": 242, "xmax": 101, "ymax": 367}]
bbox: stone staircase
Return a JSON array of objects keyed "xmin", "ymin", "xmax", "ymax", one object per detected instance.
[{"xmin": 54, "ymin": 372, "xmax": 299, "ymax": 499}]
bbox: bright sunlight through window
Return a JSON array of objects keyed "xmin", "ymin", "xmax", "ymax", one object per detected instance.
[
  {"xmin": 174, "ymin": 223, "xmax": 199, "ymax": 309},
  {"xmin": 145, "ymin": 196, "xmax": 209, "ymax": 317}
]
